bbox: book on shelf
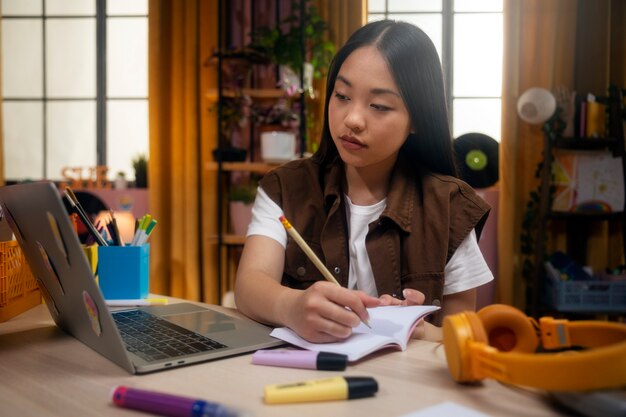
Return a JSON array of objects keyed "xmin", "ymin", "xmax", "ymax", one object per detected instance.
[
  {"xmin": 269, "ymin": 305, "xmax": 440, "ymax": 362},
  {"xmin": 586, "ymin": 99, "xmax": 607, "ymax": 138},
  {"xmin": 572, "ymin": 92, "xmax": 608, "ymax": 138}
]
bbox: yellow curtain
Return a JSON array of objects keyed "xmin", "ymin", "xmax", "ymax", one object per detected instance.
[
  {"xmin": 148, "ymin": 0, "xmax": 202, "ymax": 300},
  {"xmin": 499, "ymin": 0, "xmax": 624, "ymax": 309},
  {"xmin": 199, "ymin": 1, "xmax": 220, "ymax": 304},
  {"xmin": 320, "ymin": 0, "xmax": 366, "ymax": 47}
]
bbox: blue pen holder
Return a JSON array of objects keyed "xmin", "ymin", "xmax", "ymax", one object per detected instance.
[{"xmin": 98, "ymin": 245, "xmax": 149, "ymax": 299}]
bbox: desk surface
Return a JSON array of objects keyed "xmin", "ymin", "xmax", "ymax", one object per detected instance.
[{"xmin": 0, "ymin": 303, "xmax": 569, "ymax": 417}]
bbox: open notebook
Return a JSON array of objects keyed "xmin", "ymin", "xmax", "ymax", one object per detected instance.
[
  {"xmin": 0, "ymin": 182, "xmax": 283, "ymax": 374},
  {"xmin": 271, "ymin": 305, "xmax": 440, "ymax": 361}
]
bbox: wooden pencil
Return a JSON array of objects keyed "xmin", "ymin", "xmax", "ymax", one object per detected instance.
[
  {"xmin": 279, "ymin": 215, "xmax": 339, "ymax": 285},
  {"xmin": 279, "ymin": 215, "xmax": 371, "ymax": 328}
]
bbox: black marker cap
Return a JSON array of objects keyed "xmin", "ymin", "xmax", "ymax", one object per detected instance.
[
  {"xmin": 316, "ymin": 352, "xmax": 349, "ymax": 371},
  {"xmin": 345, "ymin": 377, "xmax": 379, "ymax": 399}
]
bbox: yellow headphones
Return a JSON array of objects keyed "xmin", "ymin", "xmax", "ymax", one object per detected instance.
[{"xmin": 442, "ymin": 304, "xmax": 626, "ymax": 391}]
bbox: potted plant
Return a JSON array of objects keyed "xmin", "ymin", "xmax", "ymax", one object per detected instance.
[
  {"xmin": 132, "ymin": 154, "xmax": 148, "ymax": 188},
  {"xmin": 211, "ymin": 94, "xmax": 252, "ymax": 162},
  {"xmin": 252, "ymin": 99, "xmax": 300, "ymax": 162},
  {"xmin": 114, "ymin": 171, "xmax": 127, "ymax": 190},
  {"xmin": 253, "ymin": 98, "xmax": 300, "ymax": 129},
  {"xmin": 248, "ymin": 0, "xmax": 335, "ymax": 97},
  {"xmin": 209, "ymin": 47, "xmax": 269, "ymax": 89},
  {"xmin": 228, "ymin": 181, "xmax": 257, "ymax": 236}
]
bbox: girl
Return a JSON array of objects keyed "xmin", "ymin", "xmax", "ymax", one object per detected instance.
[{"xmin": 235, "ymin": 20, "xmax": 493, "ymax": 343}]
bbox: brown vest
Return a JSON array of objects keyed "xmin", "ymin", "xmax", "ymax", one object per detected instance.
[{"xmin": 259, "ymin": 155, "xmax": 490, "ymax": 325}]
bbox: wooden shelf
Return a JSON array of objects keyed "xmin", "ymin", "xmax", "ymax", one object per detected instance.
[
  {"xmin": 527, "ymin": 93, "xmax": 626, "ymax": 318},
  {"xmin": 552, "ymin": 137, "xmax": 618, "ymax": 149},
  {"xmin": 206, "ymin": 88, "xmax": 296, "ymax": 102},
  {"xmin": 207, "ymin": 234, "xmax": 246, "ymax": 245},
  {"xmin": 548, "ymin": 211, "xmax": 623, "ymax": 220},
  {"xmin": 205, "ymin": 161, "xmax": 282, "ymax": 173}
]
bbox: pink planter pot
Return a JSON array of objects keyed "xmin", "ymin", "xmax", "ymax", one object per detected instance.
[{"xmin": 229, "ymin": 201, "xmax": 253, "ymax": 236}]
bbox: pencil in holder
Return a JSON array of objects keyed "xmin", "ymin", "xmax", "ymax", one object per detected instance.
[{"xmin": 98, "ymin": 245, "xmax": 149, "ymax": 300}]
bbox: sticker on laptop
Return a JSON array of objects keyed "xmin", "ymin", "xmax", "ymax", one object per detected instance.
[
  {"xmin": 36, "ymin": 241, "xmax": 65, "ymax": 295},
  {"xmin": 82, "ymin": 291, "xmax": 102, "ymax": 336},
  {"xmin": 46, "ymin": 211, "xmax": 71, "ymax": 267}
]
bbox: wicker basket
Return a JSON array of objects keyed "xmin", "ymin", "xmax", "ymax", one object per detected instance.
[{"xmin": 0, "ymin": 240, "xmax": 40, "ymax": 322}]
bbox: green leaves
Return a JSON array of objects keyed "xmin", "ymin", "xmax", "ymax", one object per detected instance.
[
  {"xmin": 248, "ymin": 0, "xmax": 334, "ymax": 80},
  {"xmin": 228, "ymin": 182, "xmax": 257, "ymax": 204}
]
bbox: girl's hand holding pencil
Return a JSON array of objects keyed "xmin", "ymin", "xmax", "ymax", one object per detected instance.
[
  {"xmin": 279, "ymin": 215, "xmax": 378, "ymax": 336},
  {"xmin": 279, "ymin": 280, "xmax": 380, "ymax": 343}
]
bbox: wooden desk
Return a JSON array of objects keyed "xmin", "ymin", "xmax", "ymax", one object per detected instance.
[{"xmin": 0, "ymin": 303, "xmax": 569, "ymax": 417}]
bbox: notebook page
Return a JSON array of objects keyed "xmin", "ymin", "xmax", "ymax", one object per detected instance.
[{"xmin": 270, "ymin": 305, "xmax": 440, "ymax": 361}]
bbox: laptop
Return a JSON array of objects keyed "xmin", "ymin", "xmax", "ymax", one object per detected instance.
[{"xmin": 0, "ymin": 181, "xmax": 283, "ymax": 374}]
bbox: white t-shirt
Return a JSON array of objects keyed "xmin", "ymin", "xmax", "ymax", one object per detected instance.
[
  {"xmin": 246, "ymin": 187, "xmax": 493, "ymax": 297},
  {"xmin": 344, "ymin": 194, "xmax": 385, "ymax": 296}
]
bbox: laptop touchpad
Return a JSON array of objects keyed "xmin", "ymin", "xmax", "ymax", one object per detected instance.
[{"xmin": 164, "ymin": 311, "xmax": 237, "ymax": 334}]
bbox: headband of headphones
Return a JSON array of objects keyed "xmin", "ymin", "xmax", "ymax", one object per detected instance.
[{"xmin": 443, "ymin": 305, "xmax": 626, "ymax": 391}]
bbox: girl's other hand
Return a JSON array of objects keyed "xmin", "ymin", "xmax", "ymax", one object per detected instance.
[
  {"xmin": 378, "ymin": 288, "xmax": 434, "ymax": 339},
  {"xmin": 280, "ymin": 281, "xmax": 381, "ymax": 343},
  {"xmin": 379, "ymin": 288, "xmax": 425, "ymax": 306}
]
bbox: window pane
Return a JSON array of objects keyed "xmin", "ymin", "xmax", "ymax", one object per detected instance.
[
  {"xmin": 46, "ymin": 101, "xmax": 96, "ymax": 179},
  {"xmin": 108, "ymin": 0, "xmax": 147, "ymax": 15},
  {"xmin": 368, "ymin": 0, "xmax": 385, "ymax": 13},
  {"xmin": 2, "ymin": 0, "xmax": 41, "ymax": 15},
  {"xmin": 3, "ymin": 102, "xmax": 44, "ymax": 180},
  {"xmin": 2, "ymin": 20, "xmax": 43, "ymax": 97},
  {"xmin": 45, "ymin": 0, "xmax": 95, "ymax": 16},
  {"xmin": 453, "ymin": 98, "xmax": 501, "ymax": 142},
  {"xmin": 454, "ymin": 0, "xmax": 503, "ymax": 12},
  {"xmin": 388, "ymin": 0, "xmax": 441, "ymax": 12},
  {"xmin": 453, "ymin": 13, "xmax": 502, "ymax": 97},
  {"xmin": 46, "ymin": 18, "xmax": 96, "ymax": 98},
  {"xmin": 368, "ymin": 14, "xmax": 386, "ymax": 23},
  {"xmin": 388, "ymin": 13, "xmax": 442, "ymax": 60},
  {"xmin": 107, "ymin": 17, "xmax": 148, "ymax": 97},
  {"xmin": 107, "ymin": 100, "xmax": 149, "ymax": 180}
]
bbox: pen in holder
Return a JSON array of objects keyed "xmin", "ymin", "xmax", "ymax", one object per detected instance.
[{"xmin": 98, "ymin": 245, "xmax": 149, "ymax": 299}]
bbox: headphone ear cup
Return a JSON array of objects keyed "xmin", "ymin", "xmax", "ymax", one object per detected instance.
[
  {"xmin": 477, "ymin": 304, "xmax": 539, "ymax": 353},
  {"xmin": 443, "ymin": 311, "xmax": 488, "ymax": 383}
]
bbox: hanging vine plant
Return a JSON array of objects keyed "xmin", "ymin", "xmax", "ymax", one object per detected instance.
[
  {"xmin": 519, "ymin": 110, "xmax": 565, "ymax": 285},
  {"xmin": 520, "ymin": 160, "xmax": 545, "ymax": 283}
]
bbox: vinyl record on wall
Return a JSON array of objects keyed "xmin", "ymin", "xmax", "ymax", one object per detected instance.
[{"xmin": 453, "ymin": 133, "xmax": 499, "ymax": 189}]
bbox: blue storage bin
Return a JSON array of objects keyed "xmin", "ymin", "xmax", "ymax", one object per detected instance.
[{"xmin": 545, "ymin": 262, "xmax": 626, "ymax": 312}]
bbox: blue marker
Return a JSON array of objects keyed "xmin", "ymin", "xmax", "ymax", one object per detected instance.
[{"xmin": 112, "ymin": 386, "xmax": 242, "ymax": 417}]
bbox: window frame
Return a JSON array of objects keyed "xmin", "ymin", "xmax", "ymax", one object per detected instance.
[
  {"xmin": 367, "ymin": 0, "xmax": 503, "ymax": 139},
  {"xmin": 1, "ymin": 0, "xmax": 148, "ymax": 181}
]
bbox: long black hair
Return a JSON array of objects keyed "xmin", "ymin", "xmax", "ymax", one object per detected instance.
[{"xmin": 313, "ymin": 20, "xmax": 457, "ymax": 178}]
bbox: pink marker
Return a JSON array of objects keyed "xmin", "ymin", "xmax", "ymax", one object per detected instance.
[{"xmin": 252, "ymin": 350, "xmax": 348, "ymax": 371}]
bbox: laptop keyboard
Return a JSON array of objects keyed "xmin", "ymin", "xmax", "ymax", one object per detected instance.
[{"xmin": 112, "ymin": 310, "xmax": 228, "ymax": 362}]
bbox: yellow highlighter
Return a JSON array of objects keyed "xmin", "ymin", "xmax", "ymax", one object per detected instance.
[{"xmin": 264, "ymin": 376, "xmax": 378, "ymax": 404}]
